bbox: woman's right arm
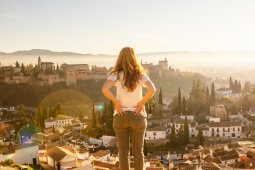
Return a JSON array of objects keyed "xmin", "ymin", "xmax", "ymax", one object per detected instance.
[{"xmin": 102, "ymin": 80, "xmax": 125, "ymax": 115}]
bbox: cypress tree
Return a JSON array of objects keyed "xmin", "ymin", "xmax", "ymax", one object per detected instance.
[
  {"xmin": 229, "ymin": 77, "xmax": 232, "ymax": 90},
  {"xmin": 91, "ymin": 103, "xmax": 96, "ymax": 128},
  {"xmin": 182, "ymin": 97, "xmax": 186, "ymax": 115},
  {"xmin": 210, "ymin": 82, "xmax": 215, "ymax": 105},
  {"xmin": 178, "ymin": 87, "xmax": 182, "ymax": 115},
  {"xmin": 206, "ymin": 86, "xmax": 209, "ymax": 101},
  {"xmin": 196, "ymin": 128, "xmax": 205, "ymax": 147},
  {"xmin": 79, "ymin": 109, "xmax": 84, "ymax": 120},
  {"xmin": 169, "ymin": 123, "xmax": 176, "ymax": 148},
  {"xmin": 238, "ymin": 81, "xmax": 241, "ymax": 93},
  {"xmin": 184, "ymin": 117, "xmax": 189, "ymax": 145},
  {"xmin": 144, "ymin": 140, "xmax": 148, "ymax": 156},
  {"xmin": 159, "ymin": 88, "xmax": 163, "ymax": 105},
  {"xmin": 177, "ymin": 125, "xmax": 184, "ymax": 146},
  {"xmin": 52, "ymin": 125, "xmax": 55, "ymax": 133}
]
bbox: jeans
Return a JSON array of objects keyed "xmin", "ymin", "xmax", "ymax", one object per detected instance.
[{"xmin": 113, "ymin": 111, "xmax": 147, "ymax": 170}]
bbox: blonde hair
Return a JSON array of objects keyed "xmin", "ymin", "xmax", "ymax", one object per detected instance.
[{"xmin": 110, "ymin": 47, "xmax": 146, "ymax": 92}]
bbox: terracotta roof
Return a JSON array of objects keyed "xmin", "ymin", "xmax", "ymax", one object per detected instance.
[
  {"xmin": 219, "ymin": 153, "xmax": 239, "ymax": 161},
  {"xmin": 213, "ymin": 150, "xmax": 229, "ymax": 157},
  {"xmin": 226, "ymin": 143, "xmax": 242, "ymax": 149},
  {"xmin": 202, "ymin": 162, "xmax": 222, "ymax": 170},
  {"xmin": 92, "ymin": 150, "xmax": 110, "ymax": 158},
  {"xmin": 45, "ymin": 146, "xmax": 77, "ymax": 162},
  {"xmin": 200, "ymin": 148, "xmax": 211, "ymax": 155},
  {"xmin": 174, "ymin": 118, "xmax": 192, "ymax": 124},
  {"xmin": 92, "ymin": 160, "xmax": 117, "ymax": 169},
  {"xmin": 246, "ymin": 150, "xmax": 255, "ymax": 158},
  {"xmin": 146, "ymin": 126, "xmax": 167, "ymax": 131},
  {"xmin": 203, "ymin": 155, "xmax": 215, "ymax": 163},
  {"xmin": 209, "ymin": 122, "xmax": 241, "ymax": 127}
]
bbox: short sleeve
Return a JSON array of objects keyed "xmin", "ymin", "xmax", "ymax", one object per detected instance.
[
  {"xmin": 142, "ymin": 74, "xmax": 151, "ymax": 84},
  {"xmin": 107, "ymin": 73, "xmax": 117, "ymax": 82}
]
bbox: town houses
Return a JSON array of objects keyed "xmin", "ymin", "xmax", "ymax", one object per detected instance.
[
  {"xmin": 1, "ymin": 58, "xmax": 255, "ymax": 170},
  {"xmin": 1, "ymin": 57, "xmax": 108, "ymax": 86}
]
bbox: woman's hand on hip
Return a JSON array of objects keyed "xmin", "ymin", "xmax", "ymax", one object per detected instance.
[
  {"xmin": 134, "ymin": 101, "xmax": 145, "ymax": 115},
  {"xmin": 114, "ymin": 100, "xmax": 125, "ymax": 115}
]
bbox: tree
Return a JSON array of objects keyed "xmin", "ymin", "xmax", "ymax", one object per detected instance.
[
  {"xmin": 54, "ymin": 103, "xmax": 66, "ymax": 117},
  {"xmin": 210, "ymin": 82, "xmax": 215, "ymax": 105},
  {"xmin": 144, "ymin": 140, "xmax": 148, "ymax": 156},
  {"xmin": 177, "ymin": 125, "xmax": 184, "ymax": 146},
  {"xmin": 182, "ymin": 97, "xmax": 187, "ymax": 115},
  {"xmin": 91, "ymin": 103, "xmax": 96, "ymax": 128},
  {"xmin": 183, "ymin": 117, "xmax": 189, "ymax": 145},
  {"xmin": 57, "ymin": 63, "xmax": 59, "ymax": 71},
  {"xmin": 159, "ymin": 87, "xmax": 163, "ymax": 105},
  {"xmin": 229, "ymin": 77, "xmax": 232, "ymax": 89},
  {"xmin": 243, "ymin": 81, "xmax": 251, "ymax": 94},
  {"xmin": 79, "ymin": 109, "xmax": 84, "ymax": 120},
  {"xmin": 195, "ymin": 128, "xmax": 205, "ymax": 147},
  {"xmin": 21, "ymin": 63, "xmax": 25, "ymax": 73},
  {"xmin": 15, "ymin": 61, "xmax": 20, "ymax": 67},
  {"xmin": 206, "ymin": 86, "xmax": 209, "ymax": 102},
  {"xmin": 178, "ymin": 87, "xmax": 182, "ymax": 115},
  {"xmin": 36, "ymin": 106, "xmax": 44, "ymax": 129},
  {"xmin": 169, "ymin": 123, "xmax": 176, "ymax": 148}
]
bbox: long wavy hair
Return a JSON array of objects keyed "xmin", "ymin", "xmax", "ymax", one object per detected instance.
[{"xmin": 110, "ymin": 47, "xmax": 146, "ymax": 92}]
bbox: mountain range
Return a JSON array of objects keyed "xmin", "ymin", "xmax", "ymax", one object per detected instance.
[{"xmin": 1, "ymin": 49, "xmax": 255, "ymax": 57}]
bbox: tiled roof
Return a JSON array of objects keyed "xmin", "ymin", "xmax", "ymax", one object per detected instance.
[
  {"xmin": 45, "ymin": 146, "xmax": 77, "ymax": 162},
  {"xmin": 227, "ymin": 143, "xmax": 242, "ymax": 149},
  {"xmin": 202, "ymin": 162, "xmax": 222, "ymax": 170},
  {"xmin": 209, "ymin": 121, "xmax": 241, "ymax": 127},
  {"xmin": 146, "ymin": 126, "xmax": 167, "ymax": 131},
  {"xmin": 92, "ymin": 150, "xmax": 110, "ymax": 158},
  {"xmin": 203, "ymin": 155, "xmax": 215, "ymax": 163},
  {"xmin": 92, "ymin": 160, "xmax": 117, "ymax": 169},
  {"xmin": 219, "ymin": 153, "xmax": 239, "ymax": 161},
  {"xmin": 174, "ymin": 118, "xmax": 192, "ymax": 124},
  {"xmin": 213, "ymin": 150, "xmax": 229, "ymax": 157}
]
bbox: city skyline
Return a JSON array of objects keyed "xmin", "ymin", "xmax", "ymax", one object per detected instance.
[{"xmin": 1, "ymin": 0, "xmax": 255, "ymax": 55}]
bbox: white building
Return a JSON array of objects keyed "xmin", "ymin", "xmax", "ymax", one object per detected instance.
[
  {"xmin": 0, "ymin": 143, "xmax": 39, "ymax": 165},
  {"xmin": 99, "ymin": 135, "xmax": 117, "ymax": 147},
  {"xmin": 45, "ymin": 116, "xmax": 73, "ymax": 129},
  {"xmin": 209, "ymin": 122, "xmax": 242, "ymax": 139},
  {"xmin": 45, "ymin": 146, "xmax": 78, "ymax": 169},
  {"xmin": 216, "ymin": 87, "xmax": 241, "ymax": 99},
  {"xmin": 145, "ymin": 126, "xmax": 166, "ymax": 140},
  {"xmin": 90, "ymin": 150, "xmax": 111, "ymax": 162}
]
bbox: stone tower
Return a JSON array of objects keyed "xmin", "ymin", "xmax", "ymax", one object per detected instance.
[{"xmin": 38, "ymin": 56, "xmax": 41, "ymax": 69}]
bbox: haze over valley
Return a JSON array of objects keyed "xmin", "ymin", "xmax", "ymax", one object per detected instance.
[{"xmin": 1, "ymin": 49, "xmax": 255, "ymax": 83}]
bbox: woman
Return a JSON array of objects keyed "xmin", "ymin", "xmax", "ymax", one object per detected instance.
[{"xmin": 102, "ymin": 47, "xmax": 156, "ymax": 170}]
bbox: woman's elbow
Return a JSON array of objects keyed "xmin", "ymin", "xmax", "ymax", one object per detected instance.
[
  {"xmin": 150, "ymin": 86, "xmax": 156, "ymax": 94},
  {"xmin": 102, "ymin": 87, "xmax": 107, "ymax": 95}
]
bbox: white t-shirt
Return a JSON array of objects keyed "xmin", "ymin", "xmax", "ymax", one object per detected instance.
[{"xmin": 107, "ymin": 72, "xmax": 152, "ymax": 117}]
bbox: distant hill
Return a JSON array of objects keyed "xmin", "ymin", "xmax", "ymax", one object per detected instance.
[
  {"xmin": 1, "ymin": 49, "xmax": 255, "ymax": 57},
  {"xmin": 0, "ymin": 52, "xmax": 7, "ymax": 55},
  {"xmin": 8, "ymin": 49, "xmax": 84, "ymax": 56}
]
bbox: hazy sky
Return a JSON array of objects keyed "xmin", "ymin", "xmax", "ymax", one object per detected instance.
[{"xmin": 1, "ymin": 0, "xmax": 255, "ymax": 54}]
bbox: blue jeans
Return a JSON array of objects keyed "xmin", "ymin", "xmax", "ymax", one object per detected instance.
[{"xmin": 113, "ymin": 111, "xmax": 147, "ymax": 170}]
